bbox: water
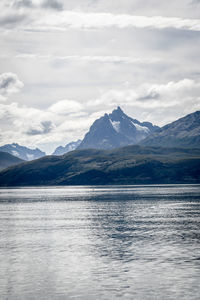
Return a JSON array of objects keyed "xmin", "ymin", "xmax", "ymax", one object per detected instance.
[{"xmin": 0, "ymin": 185, "xmax": 200, "ymax": 300}]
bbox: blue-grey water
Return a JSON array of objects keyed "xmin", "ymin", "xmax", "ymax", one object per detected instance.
[{"xmin": 0, "ymin": 185, "xmax": 200, "ymax": 300}]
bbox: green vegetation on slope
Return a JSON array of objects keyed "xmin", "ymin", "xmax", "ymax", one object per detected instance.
[
  {"xmin": 0, "ymin": 145, "xmax": 200, "ymax": 186},
  {"xmin": 0, "ymin": 151, "xmax": 24, "ymax": 171}
]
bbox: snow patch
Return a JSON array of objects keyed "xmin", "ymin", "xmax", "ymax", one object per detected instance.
[
  {"xmin": 110, "ymin": 119, "xmax": 121, "ymax": 133},
  {"xmin": 12, "ymin": 150, "xmax": 20, "ymax": 157},
  {"xmin": 26, "ymin": 154, "xmax": 34, "ymax": 160},
  {"xmin": 131, "ymin": 121, "xmax": 150, "ymax": 133}
]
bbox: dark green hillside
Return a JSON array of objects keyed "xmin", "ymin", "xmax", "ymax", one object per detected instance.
[
  {"xmin": 0, "ymin": 151, "xmax": 24, "ymax": 171},
  {"xmin": 0, "ymin": 146, "xmax": 200, "ymax": 186}
]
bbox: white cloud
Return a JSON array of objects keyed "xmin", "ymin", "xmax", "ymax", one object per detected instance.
[
  {"xmin": 0, "ymin": 95, "xmax": 6, "ymax": 102},
  {"xmin": 0, "ymin": 78, "xmax": 199, "ymax": 152},
  {"xmin": 33, "ymin": 11, "xmax": 200, "ymax": 32},
  {"xmin": 85, "ymin": 79, "xmax": 200, "ymax": 125},
  {"xmin": 48, "ymin": 99, "xmax": 83, "ymax": 115},
  {"xmin": 0, "ymin": 98, "xmax": 86, "ymax": 151},
  {"xmin": 0, "ymin": 72, "xmax": 24, "ymax": 95},
  {"xmin": 11, "ymin": 53, "xmax": 160, "ymax": 65},
  {"xmin": 54, "ymin": 55, "xmax": 160, "ymax": 64},
  {"xmin": 1, "ymin": 5, "xmax": 200, "ymax": 32},
  {"xmin": 137, "ymin": 79, "xmax": 199, "ymax": 100}
]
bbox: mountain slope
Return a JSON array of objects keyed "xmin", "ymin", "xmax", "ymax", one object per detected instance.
[
  {"xmin": 52, "ymin": 140, "xmax": 81, "ymax": 155},
  {"xmin": 141, "ymin": 111, "xmax": 200, "ymax": 148},
  {"xmin": 0, "ymin": 143, "xmax": 46, "ymax": 161},
  {"xmin": 0, "ymin": 151, "xmax": 24, "ymax": 171},
  {"xmin": 78, "ymin": 107, "xmax": 159, "ymax": 150},
  {"xmin": 0, "ymin": 145, "xmax": 199, "ymax": 186}
]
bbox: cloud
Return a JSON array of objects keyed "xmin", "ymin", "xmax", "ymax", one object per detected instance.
[
  {"xmin": 85, "ymin": 79, "xmax": 200, "ymax": 125},
  {"xmin": 136, "ymin": 79, "xmax": 197, "ymax": 101},
  {"xmin": 1, "ymin": 5, "xmax": 200, "ymax": 32},
  {"xmin": 0, "ymin": 13, "xmax": 27, "ymax": 27},
  {"xmin": 33, "ymin": 11, "xmax": 200, "ymax": 32},
  {"xmin": 13, "ymin": 0, "xmax": 33, "ymax": 8},
  {"xmin": 48, "ymin": 99, "xmax": 83, "ymax": 115},
  {"xmin": 54, "ymin": 55, "xmax": 159, "ymax": 64},
  {"xmin": 41, "ymin": 0, "xmax": 63, "ymax": 11},
  {"xmin": 0, "ymin": 99, "xmax": 88, "ymax": 151},
  {"xmin": 26, "ymin": 120, "xmax": 54, "ymax": 135},
  {"xmin": 12, "ymin": 0, "xmax": 63, "ymax": 10},
  {"xmin": 0, "ymin": 95, "xmax": 6, "ymax": 103},
  {"xmin": 0, "ymin": 73, "xmax": 24, "ymax": 95},
  {"xmin": 0, "ymin": 101, "xmax": 56, "ymax": 146},
  {"xmin": 190, "ymin": 0, "xmax": 200, "ymax": 4},
  {"xmin": 12, "ymin": 53, "xmax": 159, "ymax": 65}
]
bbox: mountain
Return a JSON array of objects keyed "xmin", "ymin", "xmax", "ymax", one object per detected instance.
[
  {"xmin": 0, "ymin": 143, "xmax": 46, "ymax": 161},
  {"xmin": 141, "ymin": 111, "xmax": 200, "ymax": 148},
  {"xmin": 52, "ymin": 139, "xmax": 81, "ymax": 155},
  {"xmin": 78, "ymin": 107, "xmax": 159, "ymax": 150},
  {"xmin": 0, "ymin": 145, "xmax": 200, "ymax": 186},
  {"xmin": 0, "ymin": 151, "xmax": 24, "ymax": 171}
]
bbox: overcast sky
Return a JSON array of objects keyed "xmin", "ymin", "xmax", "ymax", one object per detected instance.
[{"xmin": 0, "ymin": 0, "xmax": 200, "ymax": 153}]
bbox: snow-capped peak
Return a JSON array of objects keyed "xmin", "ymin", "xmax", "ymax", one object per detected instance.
[
  {"xmin": 131, "ymin": 121, "xmax": 150, "ymax": 133},
  {"xmin": 109, "ymin": 119, "xmax": 121, "ymax": 133}
]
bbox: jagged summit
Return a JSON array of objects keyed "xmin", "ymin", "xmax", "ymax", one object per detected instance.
[
  {"xmin": 78, "ymin": 107, "xmax": 159, "ymax": 150},
  {"xmin": 113, "ymin": 106, "xmax": 123, "ymax": 113}
]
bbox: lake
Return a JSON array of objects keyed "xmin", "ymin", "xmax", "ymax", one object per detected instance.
[{"xmin": 0, "ymin": 185, "xmax": 200, "ymax": 299}]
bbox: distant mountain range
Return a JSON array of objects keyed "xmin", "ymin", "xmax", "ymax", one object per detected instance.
[
  {"xmin": 0, "ymin": 151, "xmax": 24, "ymax": 171},
  {"xmin": 52, "ymin": 140, "xmax": 81, "ymax": 155},
  {"xmin": 78, "ymin": 106, "xmax": 159, "ymax": 150},
  {"xmin": 0, "ymin": 145, "xmax": 199, "ymax": 186},
  {"xmin": 0, "ymin": 143, "xmax": 46, "ymax": 161},
  {"xmin": 0, "ymin": 107, "xmax": 200, "ymax": 175},
  {"xmin": 141, "ymin": 111, "xmax": 200, "ymax": 148}
]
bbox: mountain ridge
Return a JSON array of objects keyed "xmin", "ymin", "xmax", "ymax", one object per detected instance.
[
  {"xmin": 52, "ymin": 139, "xmax": 81, "ymax": 155},
  {"xmin": 0, "ymin": 145, "xmax": 199, "ymax": 186},
  {"xmin": 141, "ymin": 110, "xmax": 200, "ymax": 148},
  {"xmin": 0, "ymin": 151, "xmax": 24, "ymax": 171},
  {"xmin": 78, "ymin": 106, "xmax": 159, "ymax": 150},
  {"xmin": 0, "ymin": 143, "xmax": 46, "ymax": 161}
]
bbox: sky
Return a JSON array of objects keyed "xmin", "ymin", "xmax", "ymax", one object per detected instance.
[{"xmin": 0, "ymin": 0, "xmax": 200, "ymax": 154}]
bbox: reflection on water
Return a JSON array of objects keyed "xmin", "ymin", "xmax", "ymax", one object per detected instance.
[{"xmin": 0, "ymin": 185, "xmax": 200, "ymax": 299}]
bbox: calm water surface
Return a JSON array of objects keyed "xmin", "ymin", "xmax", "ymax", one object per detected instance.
[{"xmin": 0, "ymin": 185, "xmax": 200, "ymax": 300}]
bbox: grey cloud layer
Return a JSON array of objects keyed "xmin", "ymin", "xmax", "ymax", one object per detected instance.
[
  {"xmin": 42, "ymin": 0, "xmax": 63, "ymax": 10},
  {"xmin": 26, "ymin": 120, "xmax": 54, "ymax": 135},
  {"xmin": 13, "ymin": 0, "xmax": 63, "ymax": 10},
  {"xmin": 0, "ymin": 0, "xmax": 199, "ymax": 152},
  {"xmin": 1, "ymin": 1, "xmax": 200, "ymax": 32}
]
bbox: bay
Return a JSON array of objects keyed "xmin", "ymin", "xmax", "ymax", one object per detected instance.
[{"xmin": 0, "ymin": 185, "xmax": 200, "ymax": 299}]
